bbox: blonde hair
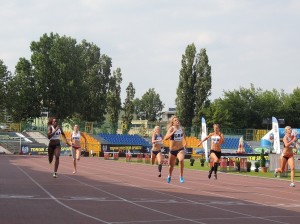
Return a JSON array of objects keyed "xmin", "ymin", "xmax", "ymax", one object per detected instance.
[
  {"xmin": 153, "ymin": 126, "xmax": 160, "ymax": 134},
  {"xmin": 167, "ymin": 116, "xmax": 178, "ymax": 130},
  {"xmin": 285, "ymin": 126, "xmax": 292, "ymax": 132},
  {"xmin": 213, "ymin": 124, "xmax": 220, "ymax": 129},
  {"xmin": 154, "ymin": 126, "xmax": 160, "ymax": 131}
]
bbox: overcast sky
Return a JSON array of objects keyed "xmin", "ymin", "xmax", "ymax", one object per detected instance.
[{"xmin": 1, "ymin": 0, "xmax": 299, "ymax": 110}]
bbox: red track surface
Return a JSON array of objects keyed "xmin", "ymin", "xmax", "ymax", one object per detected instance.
[{"xmin": 1, "ymin": 155, "xmax": 300, "ymax": 224}]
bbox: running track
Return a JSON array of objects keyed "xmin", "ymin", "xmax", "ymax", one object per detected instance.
[{"xmin": 1, "ymin": 155, "xmax": 300, "ymax": 224}]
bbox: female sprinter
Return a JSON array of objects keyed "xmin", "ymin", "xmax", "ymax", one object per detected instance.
[
  {"xmin": 71, "ymin": 124, "xmax": 87, "ymax": 174},
  {"xmin": 164, "ymin": 116, "xmax": 186, "ymax": 183},
  {"xmin": 47, "ymin": 117, "xmax": 70, "ymax": 178},
  {"xmin": 151, "ymin": 126, "xmax": 164, "ymax": 177},
  {"xmin": 198, "ymin": 124, "xmax": 224, "ymax": 180},
  {"xmin": 274, "ymin": 126, "xmax": 297, "ymax": 187}
]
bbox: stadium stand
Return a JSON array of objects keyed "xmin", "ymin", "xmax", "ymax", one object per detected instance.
[
  {"xmin": 99, "ymin": 133, "xmax": 152, "ymax": 147},
  {"xmin": 222, "ymin": 137, "xmax": 253, "ymax": 153},
  {"xmin": 64, "ymin": 131, "xmax": 101, "ymax": 156},
  {"xmin": 26, "ymin": 131, "xmax": 49, "ymax": 145},
  {"xmin": 0, "ymin": 132, "xmax": 48, "ymax": 154}
]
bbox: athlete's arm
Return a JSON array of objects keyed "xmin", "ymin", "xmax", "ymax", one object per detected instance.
[
  {"xmin": 164, "ymin": 127, "xmax": 175, "ymax": 140},
  {"xmin": 61, "ymin": 129, "xmax": 71, "ymax": 146},
  {"xmin": 197, "ymin": 133, "xmax": 212, "ymax": 146}
]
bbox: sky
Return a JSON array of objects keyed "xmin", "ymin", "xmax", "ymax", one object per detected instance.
[{"xmin": 1, "ymin": 0, "xmax": 299, "ymax": 110}]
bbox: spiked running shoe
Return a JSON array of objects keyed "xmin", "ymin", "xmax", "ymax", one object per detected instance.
[
  {"xmin": 180, "ymin": 176, "xmax": 184, "ymax": 183},
  {"xmin": 290, "ymin": 182, "xmax": 295, "ymax": 187},
  {"xmin": 167, "ymin": 176, "xmax": 171, "ymax": 183},
  {"xmin": 274, "ymin": 169, "xmax": 278, "ymax": 177},
  {"xmin": 53, "ymin": 172, "xmax": 57, "ymax": 178}
]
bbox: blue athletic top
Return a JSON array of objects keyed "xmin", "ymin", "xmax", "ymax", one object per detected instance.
[{"xmin": 154, "ymin": 134, "xmax": 163, "ymax": 144}]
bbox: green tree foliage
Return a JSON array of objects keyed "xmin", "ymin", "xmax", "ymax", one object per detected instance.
[
  {"xmin": 282, "ymin": 88, "xmax": 300, "ymax": 127},
  {"xmin": 79, "ymin": 39, "xmax": 112, "ymax": 123},
  {"xmin": 256, "ymin": 89, "xmax": 284, "ymax": 121},
  {"xmin": 194, "ymin": 48, "xmax": 212, "ymax": 126},
  {"xmin": 0, "ymin": 59, "xmax": 12, "ymax": 122},
  {"xmin": 107, "ymin": 68, "xmax": 122, "ymax": 133},
  {"xmin": 134, "ymin": 88, "xmax": 164, "ymax": 121},
  {"xmin": 176, "ymin": 44, "xmax": 212, "ymax": 136},
  {"xmin": 176, "ymin": 44, "xmax": 197, "ymax": 135},
  {"xmin": 207, "ymin": 84, "xmax": 261, "ymax": 129},
  {"xmin": 203, "ymin": 98, "xmax": 232, "ymax": 128},
  {"xmin": 30, "ymin": 33, "xmax": 83, "ymax": 119},
  {"xmin": 6, "ymin": 58, "xmax": 41, "ymax": 121},
  {"xmin": 205, "ymin": 84, "xmax": 296, "ymax": 129},
  {"xmin": 122, "ymin": 82, "xmax": 135, "ymax": 134},
  {"xmin": 28, "ymin": 33, "xmax": 112, "ymax": 123},
  {"xmin": 133, "ymin": 98, "xmax": 142, "ymax": 119}
]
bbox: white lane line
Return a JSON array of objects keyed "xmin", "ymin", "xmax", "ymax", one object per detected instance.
[
  {"xmin": 16, "ymin": 157, "xmax": 294, "ymax": 224},
  {"xmin": 67, "ymin": 159, "xmax": 292, "ymax": 224},
  {"xmin": 20, "ymin": 157, "xmax": 206, "ymax": 224},
  {"xmin": 63, "ymin": 174, "xmax": 207, "ymax": 224},
  {"xmin": 15, "ymin": 165, "xmax": 110, "ymax": 224},
  {"xmin": 84, "ymin": 159, "xmax": 300, "ymax": 204}
]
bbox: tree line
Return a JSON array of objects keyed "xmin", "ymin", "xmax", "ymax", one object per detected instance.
[
  {"xmin": 1, "ymin": 33, "xmax": 299, "ymax": 135},
  {"xmin": 173, "ymin": 43, "xmax": 300, "ymax": 134}
]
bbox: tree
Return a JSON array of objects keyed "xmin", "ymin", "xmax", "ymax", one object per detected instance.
[
  {"xmin": 6, "ymin": 58, "xmax": 41, "ymax": 121},
  {"xmin": 194, "ymin": 48, "xmax": 212, "ymax": 128},
  {"xmin": 206, "ymin": 84, "xmax": 287, "ymax": 129},
  {"xmin": 135, "ymin": 88, "xmax": 164, "ymax": 121},
  {"xmin": 122, "ymin": 82, "xmax": 135, "ymax": 134},
  {"xmin": 107, "ymin": 68, "xmax": 122, "ymax": 133},
  {"xmin": 282, "ymin": 88, "xmax": 300, "ymax": 127},
  {"xmin": 210, "ymin": 85, "xmax": 260, "ymax": 129},
  {"xmin": 30, "ymin": 33, "xmax": 83, "ymax": 119},
  {"xmin": 176, "ymin": 44, "xmax": 197, "ymax": 136},
  {"xmin": 79, "ymin": 40, "xmax": 112, "ymax": 123},
  {"xmin": 256, "ymin": 89, "xmax": 284, "ymax": 127},
  {"xmin": 203, "ymin": 98, "xmax": 232, "ymax": 128},
  {"xmin": 0, "ymin": 59, "xmax": 12, "ymax": 122}
]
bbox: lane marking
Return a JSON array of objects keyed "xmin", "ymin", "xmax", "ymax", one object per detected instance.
[{"xmin": 15, "ymin": 165, "xmax": 111, "ymax": 224}]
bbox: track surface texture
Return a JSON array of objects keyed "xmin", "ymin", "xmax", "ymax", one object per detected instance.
[{"xmin": 1, "ymin": 155, "xmax": 300, "ymax": 224}]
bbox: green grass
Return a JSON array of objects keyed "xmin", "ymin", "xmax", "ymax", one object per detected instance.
[
  {"xmin": 186, "ymin": 160, "xmax": 300, "ymax": 181},
  {"xmin": 111, "ymin": 157, "xmax": 300, "ymax": 182}
]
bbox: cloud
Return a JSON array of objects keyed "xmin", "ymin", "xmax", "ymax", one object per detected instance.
[{"xmin": 0, "ymin": 0, "xmax": 299, "ymax": 109}]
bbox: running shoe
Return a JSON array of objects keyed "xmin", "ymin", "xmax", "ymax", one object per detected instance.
[
  {"xmin": 290, "ymin": 182, "xmax": 295, "ymax": 187},
  {"xmin": 214, "ymin": 174, "xmax": 217, "ymax": 180},
  {"xmin": 167, "ymin": 176, "xmax": 171, "ymax": 183},
  {"xmin": 274, "ymin": 169, "xmax": 278, "ymax": 177},
  {"xmin": 158, "ymin": 173, "xmax": 161, "ymax": 177},
  {"xmin": 179, "ymin": 176, "xmax": 184, "ymax": 183},
  {"xmin": 208, "ymin": 171, "xmax": 212, "ymax": 179},
  {"xmin": 53, "ymin": 172, "xmax": 57, "ymax": 178}
]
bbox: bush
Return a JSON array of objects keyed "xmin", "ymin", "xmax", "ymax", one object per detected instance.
[
  {"xmin": 190, "ymin": 157, "xmax": 195, "ymax": 166},
  {"xmin": 254, "ymin": 161, "xmax": 260, "ymax": 172},
  {"xmin": 235, "ymin": 160, "xmax": 240, "ymax": 171},
  {"xmin": 200, "ymin": 158, "xmax": 206, "ymax": 167},
  {"xmin": 260, "ymin": 149, "xmax": 266, "ymax": 167},
  {"xmin": 246, "ymin": 161, "xmax": 252, "ymax": 172}
]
